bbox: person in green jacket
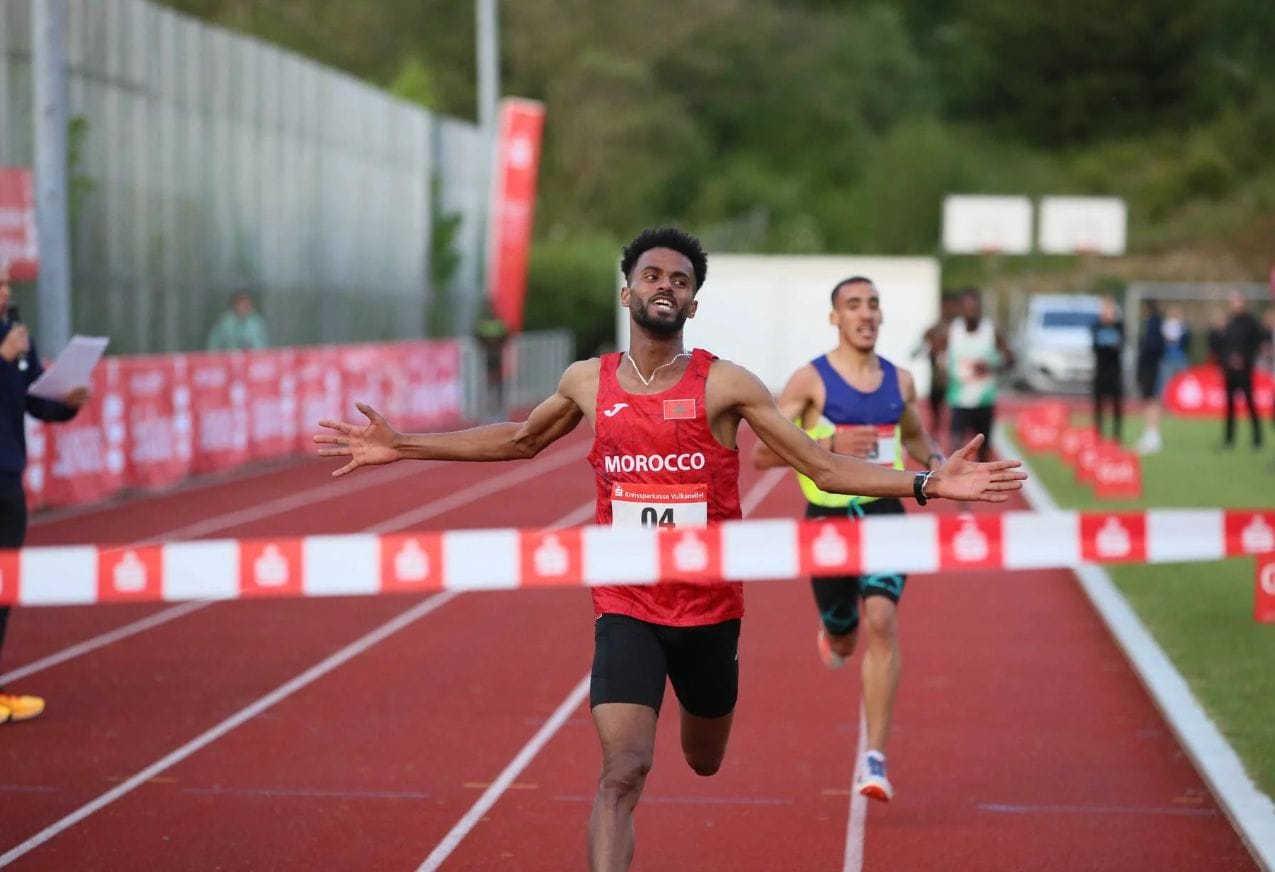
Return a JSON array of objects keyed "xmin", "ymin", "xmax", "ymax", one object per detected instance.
[{"xmin": 207, "ymin": 290, "xmax": 269, "ymax": 351}]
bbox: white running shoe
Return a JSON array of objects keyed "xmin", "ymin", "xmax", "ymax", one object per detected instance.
[
  {"xmin": 1136, "ymin": 430, "xmax": 1162, "ymax": 455},
  {"xmin": 857, "ymin": 751, "xmax": 893, "ymax": 802}
]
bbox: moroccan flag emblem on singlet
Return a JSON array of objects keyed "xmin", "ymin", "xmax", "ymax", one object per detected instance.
[{"xmin": 663, "ymin": 398, "xmax": 696, "ymax": 420}]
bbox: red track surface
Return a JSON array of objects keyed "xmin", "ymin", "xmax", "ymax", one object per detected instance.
[{"xmin": 0, "ymin": 429, "xmax": 1258, "ymax": 870}]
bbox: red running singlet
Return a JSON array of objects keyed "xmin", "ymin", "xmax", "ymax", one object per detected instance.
[{"xmin": 587, "ymin": 348, "xmax": 743, "ymax": 626}]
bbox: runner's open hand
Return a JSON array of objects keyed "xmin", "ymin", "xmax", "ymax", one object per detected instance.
[
  {"xmin": 929, "ymin": 434, "xmax": 1027, "ymax": 502},
  {"xmin": 314, "ymin": 402, "xmax": 401, "ymax": 478}
]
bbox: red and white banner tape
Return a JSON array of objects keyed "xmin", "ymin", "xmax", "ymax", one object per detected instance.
[{"xmin": 2, "ymin": 509, "xmax": 1272, "ymax": 607}]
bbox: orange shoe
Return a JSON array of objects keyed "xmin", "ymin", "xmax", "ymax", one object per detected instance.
[
  {"xmin": 817, "ymin": 629, "xmax": 846, "ymax": 670},
  {"xmin": 0, "ymin": 691, "xmax": 45, "ymax": 722}
]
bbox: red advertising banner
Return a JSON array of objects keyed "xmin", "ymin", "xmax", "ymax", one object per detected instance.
[
  {"xmin": 121, "ymin": 356, "xmax": 190, "ymax": 490},
  {"xmin": 293, "ymin": 347, "xmax": 344, "ymax": 454},
  {"xmin": 1163, "ymin": 364, "xmax": 1274, "ymax": 419},
  {"xmin": 243, "ymin": 349, "xmax": 296, "ymax": 460},
  {"xmin": 19, "ymin": 338, "xmax": 465, "ymax": 512},
  {"xmin": 0, "ymin": 167, "xmax": 39, "ymax": 281},
  {"xmin": 1256, "ymin": 555, "xmax": 1275, "ymax": 623},
  {"xmin": 340, "ymin": 343, "xmax": 393, "ymax": 422},
  {"xmin": 1092, "ymin": 447, "xmax": 1142, "ymax": 500},
  {"xmin": 394, "ymin": 340, "xmax": 463, "ymax": 430},
  {"xmin": 486, "ymin": 99, "xmax": 545, "ymax": 333},
  {"xmin": 186, "ymin": 352, "xmax": 248, "ymax": 474},
  {"xmin": 41, "ymin": 359, "xmax": 127, "ymax": 508}
]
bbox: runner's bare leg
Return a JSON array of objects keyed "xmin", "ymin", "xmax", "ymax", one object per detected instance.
[
  {"xmin": 590, "ymin": 703, "xmax": 658, "ymax": 872},
  {"xmin": 861, "ymin": 596, "xmax": 901, "ymax": 751},
  {"xmin": 679, "ymin": 708, "xmax": 734, "ymax": 776}
]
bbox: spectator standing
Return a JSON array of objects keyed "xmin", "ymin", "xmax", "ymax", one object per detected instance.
[
  {"xmin": 1134, "ymin": 300, "xmax": 1165, "ymax": 454},
  {"xmin": 1218, "ymin": 291, "xmax": 1264, "ymax": 450},
  {"xmin": 474, "ymin": 300, "xmax": 510, "ymax": 421},
  {"xmin": 1092, "ymin": 297, "xmax": 1125, "ymax": 443}
]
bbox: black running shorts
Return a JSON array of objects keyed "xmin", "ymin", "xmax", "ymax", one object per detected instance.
[
  {"xmin": 950, "ymin": 404, "xmax": 995, "ymax": 442},
  {"xmin": 805, "ymin": 498, "xmax": 907, "ymax": 637},
  {"xmin": 590, "ymin": 614, "xmax": 741, "ymax": 719}
]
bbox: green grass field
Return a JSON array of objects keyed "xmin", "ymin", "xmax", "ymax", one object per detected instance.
[{"xmin": 1008, "ymin": 414, "xmax": 1275, "ymax": 798}]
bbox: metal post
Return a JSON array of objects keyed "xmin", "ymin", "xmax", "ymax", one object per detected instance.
[
  {"xmin": 32, "ymin": 0, "xmax": 73, "ymax": 352},
  {"xmin": 475, "ymin": 0, "xmax": 500, "ymax": 336},
  {"xmin": 475, "ymin": 0, "xmax": 499, "ymax": 132},
  {"xmin": 0, "ymin": 2, "xmax": 11, "ymax": 166}
]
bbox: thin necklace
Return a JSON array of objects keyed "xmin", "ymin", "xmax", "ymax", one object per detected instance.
[{"xmin": 625, "ymin": 350, "xmax": 690, "ymax": 387}]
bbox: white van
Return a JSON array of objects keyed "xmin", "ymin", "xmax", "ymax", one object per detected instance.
[{"xmin": 1012, "ymin": 294, "xmax": 1104, "ymax": 393}]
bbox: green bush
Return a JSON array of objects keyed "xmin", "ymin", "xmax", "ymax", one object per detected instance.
[{"xmin": 524, "ymin": 235, "xmax": 621, "ymax": 358}]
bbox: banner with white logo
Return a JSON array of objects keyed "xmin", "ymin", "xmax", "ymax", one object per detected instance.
[{"xmin": 486, "ymin": 99, "xmax": 545, "ymax": 333}]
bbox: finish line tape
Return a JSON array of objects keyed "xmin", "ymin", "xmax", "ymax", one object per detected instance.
[{"xmin": 2, "ymin": 509, "xmax": 1272, "ymax": 607}]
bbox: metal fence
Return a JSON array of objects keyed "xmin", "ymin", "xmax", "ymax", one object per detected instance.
[
  {"xmin": 459, "ymin": 328, "xmax": 575, "ymax": 423},
  {"xmin": 0, "ymin": 0, "xmax": 489, "ymax": 354}
]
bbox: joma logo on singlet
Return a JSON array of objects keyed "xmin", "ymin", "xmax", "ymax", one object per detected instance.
[{"xmin": 603, "ymin": 453, "xmax": 707, "ymax": 474}]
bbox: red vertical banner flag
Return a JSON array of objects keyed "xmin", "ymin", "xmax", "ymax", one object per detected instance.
[
  {"xmin": 487, "ymin": 99, "xmax": 545, "ymax": 333},
  {"xmin": 0, "ymin": 168, "xmax": 39, "ymax": 280}
]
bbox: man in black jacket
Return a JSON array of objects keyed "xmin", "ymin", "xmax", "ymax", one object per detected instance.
[
  {"xmin": 1218, "ymin": 291, "xmax": 1265, "ymax": 450},
  {"xmin": 1092, "ymin": 297, "xmax": 1126, "ymax": 443},
  {"xmin": 0, "ymin": 264, "xmax": 89, "ymax": 724}
]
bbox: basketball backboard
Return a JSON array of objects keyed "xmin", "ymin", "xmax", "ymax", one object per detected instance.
[
  {"xmin": 1038, "ymin": 196, "xmax": 1126, "ymax": 255},
  {"xmin": 941, "ymin": 195, "xmax": 1033, "ymax": 255}
]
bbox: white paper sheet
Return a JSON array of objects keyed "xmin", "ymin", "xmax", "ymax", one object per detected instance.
[{"xmin": 28, "ymin": 335, "xmax": 110, "ymax": 400}]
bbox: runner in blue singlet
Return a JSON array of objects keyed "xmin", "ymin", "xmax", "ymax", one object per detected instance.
[{"xmin": 754, "ymin": 276, "xmax": 944, "ymax": 803}]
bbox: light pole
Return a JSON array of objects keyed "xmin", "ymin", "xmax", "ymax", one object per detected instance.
[{"xmin": 32, "ymin": 0, "xmax": 72, "ymax": 353}]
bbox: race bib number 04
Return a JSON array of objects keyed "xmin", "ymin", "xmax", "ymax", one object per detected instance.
[{"xmin": 611, "ymin": 482, "xmax": 708, "ymax": 529}]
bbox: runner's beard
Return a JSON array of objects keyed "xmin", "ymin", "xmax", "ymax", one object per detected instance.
[{"xmin": 632, "ymin": 300, "xmax": 689, "ymax": 336}]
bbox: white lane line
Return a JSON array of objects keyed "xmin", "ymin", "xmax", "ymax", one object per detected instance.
[
  {"xmin": 740, "ymin": 467, "xmax": 787, "ymax": 516},
  {"xmin": 416, "ymin": 674, "xmax": 592, "ymax": 872},
  {"xmin": 414, "ymin": 471, "xmax": 783, "ymax": 869},
  {"xmin": 0, "ymin": 590, "xmax": 462, "ymax": 869},
  {"xmin": 997, "ymin": 424, "xmax": 1275, "ymax": 870},
  {"xmin": 0, "ymin": 601, "xmax": 210, "ymax": 685},
  {"xmin": 142, "ymin": 460, "xmax": 442, "ymax": 543},
  {"xmin": 28, "ymin": 457, "xmax": 307, "ymax": 528},
  {"xmin": 843, "ymin": 704, "xmax": 869, "ymax": 872}
]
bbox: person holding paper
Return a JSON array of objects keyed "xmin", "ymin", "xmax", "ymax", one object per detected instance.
[{"xmin": 0, "ymin": 263, "xmax": 90, "ymax": 725}]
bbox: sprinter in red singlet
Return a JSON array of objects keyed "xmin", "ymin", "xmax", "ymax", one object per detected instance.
[{"xmin": 315, "ymin": 227, "xmax": 1027, "ymax": 872}]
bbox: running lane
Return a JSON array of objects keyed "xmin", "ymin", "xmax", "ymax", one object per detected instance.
[
  {"xmin": 0, "ymin": 435, "xmax": 597, "ymax": 866},
  {"xmin": 432, "ymin": 448, "xmax": 1258, "ymax": 870}
]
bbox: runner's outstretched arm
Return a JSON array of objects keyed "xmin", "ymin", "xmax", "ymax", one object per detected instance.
[
  {"xmin": 722, "ymin": 362, "xmax": 1026, "ymax": 503},
  {"xmin": 314, "ymin": 361, "xmax": 588, "ymax": 477}
]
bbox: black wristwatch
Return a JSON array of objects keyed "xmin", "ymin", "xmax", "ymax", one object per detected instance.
[{"xmin": 913, "ymin": 472, "xmax": 931, "ymax": 506}]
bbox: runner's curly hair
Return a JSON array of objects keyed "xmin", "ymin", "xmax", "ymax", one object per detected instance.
[{"xmin": 620, "ymin": 227, "xmax": 708, "ymax": 292}]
